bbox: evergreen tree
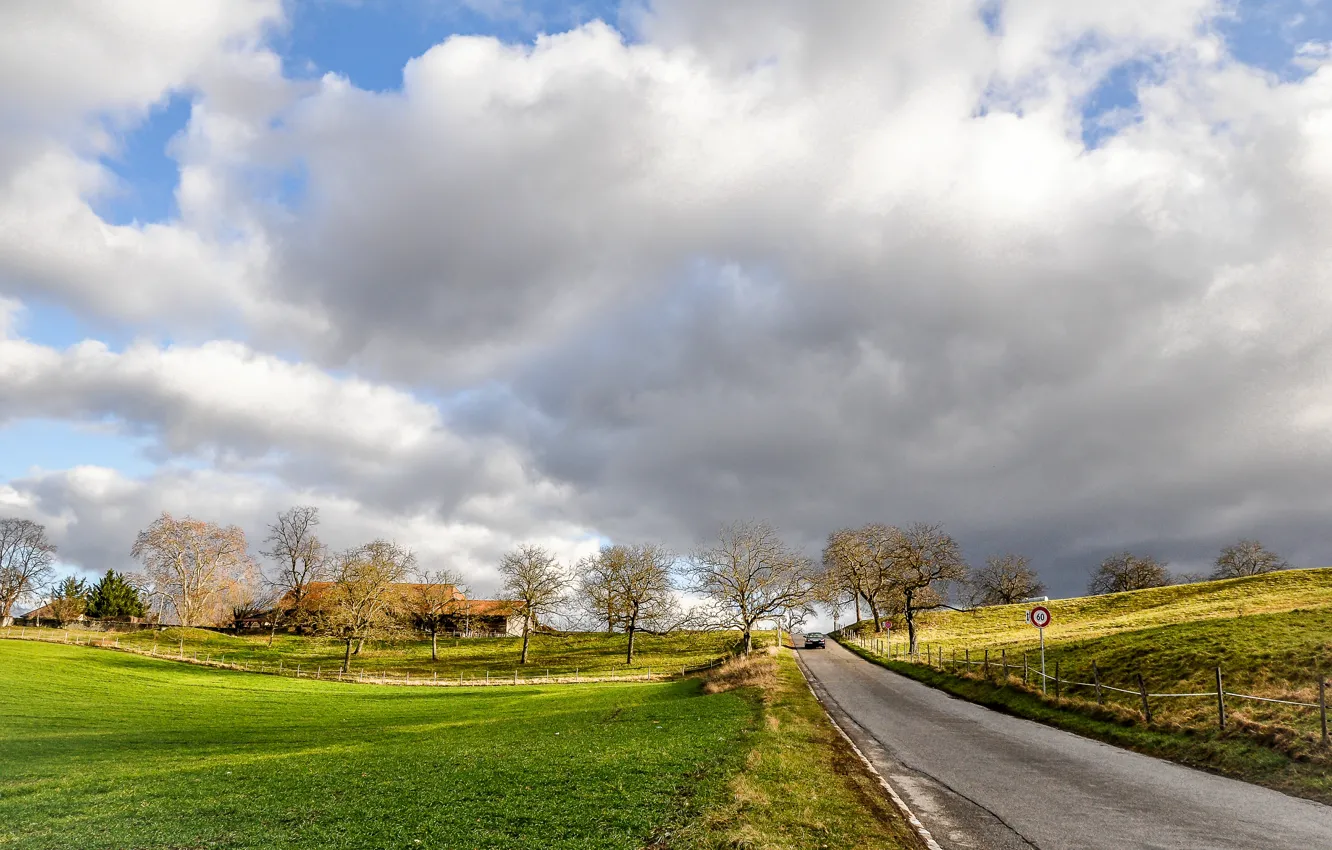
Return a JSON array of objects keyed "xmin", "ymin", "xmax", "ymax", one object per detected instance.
[{"xmin": 85, "ymin": 570, "xmax": 147, "ymax": 619}]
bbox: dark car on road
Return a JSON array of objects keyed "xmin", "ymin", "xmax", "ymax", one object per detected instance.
[{"xmin": 803, "ymin": 632, "xmax": 826, "ymax": 648}]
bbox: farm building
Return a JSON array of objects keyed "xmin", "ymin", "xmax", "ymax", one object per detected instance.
[{"xmin": 280, "ymin": 583, "xmax": 527, "ymax": 637}]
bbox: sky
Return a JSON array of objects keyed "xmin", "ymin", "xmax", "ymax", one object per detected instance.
[{"xmin": 4, "ymin": 0, "xmax": 1332, "ymax": 615}]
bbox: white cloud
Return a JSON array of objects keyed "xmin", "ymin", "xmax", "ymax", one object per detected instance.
[{"xmin": 5, "ymin": 1, "xmax": 1332, "ymax": 595}]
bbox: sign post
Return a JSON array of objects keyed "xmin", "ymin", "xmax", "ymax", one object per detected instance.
[{"xmin": 1026, "ymin": 606, "xmax": 1052, "ymax": 693}]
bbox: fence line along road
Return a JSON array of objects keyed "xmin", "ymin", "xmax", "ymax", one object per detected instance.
[
  {"xmin": 847, "ymin": 633, "xmax": 1330, "ymax": 747},
  {"xmin": 0, "ymin": 626, "xmax": 733, "ymax": 688}
]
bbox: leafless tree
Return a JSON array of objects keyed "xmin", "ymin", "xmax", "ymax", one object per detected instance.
[
  {"xmin": 611, "ymin": 543, "xmax": 683, "ymax": 664},
  {"xmin": 823, "ymin": 525, "xmax": 901, "ymax": 632},
  {"xmin": 970, "ymin": 554, "xmax": 1045, "ymax": 606},
  {"xmin": 499, "ymin": 544, "xmax": 569, "ymax": 664},
  {"xmin": 0, "ymin": 518, "xmax": 57, "ymax": 626},
  {"xmin": 888, "ymin": 523, "xmax": 969, "ymax": 653},
  {"xmin": 262, "ymin": 506, "xmax": 329, "ymax": 633},
  {"xmin": 407, "ymin": 569, "xmax": 468, "ymax": 661},
  {"xmin": 686, "ymin": 521, "xmax": 814, "ymax": 654},
  {"xmin": 317, "ymin": 540, "xmax": 414, "ymax": 672},
  {"xmin": 1088, "ymin": 552, "xmax": 1172, "ymax": 595},
  {"xmin": 47, "ymin": 576, "xmax": 89, "ymax": 626},
  {"xmin": 131, "ymin": 513, "xmax": 257, "ymax": 627},
  {"xmin": 230, "ymin": 591, "xmax": 277, "ymax": 635},
  {"xmin": 1211, "ymin": 539, "xmax": 1287, "ymax": 579},
  {"xmin": 575, "ymin": 545, "xmax": 630, "ymax": 632}
]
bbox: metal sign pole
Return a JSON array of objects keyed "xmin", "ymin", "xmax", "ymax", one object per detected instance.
[{"xmin": 1040, "ymin": 626, "xmax": 1046, "ymax": 694}]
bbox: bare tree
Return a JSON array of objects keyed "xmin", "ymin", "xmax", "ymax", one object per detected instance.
[
  {"xmin": 47, "ymin": 576, "xmax": 90, "ymax": 626},
  {"xmin": 887, "ymin": 523, "xmax": 969, "ymax": 653},
  {"xmin": 1212, "ymin": 539, "xmax": 1287, "ymax": 579},
  {"xmin": 822, "ymin": 528, "xmax": 870, "ymax": 625},
  {"xmin": 230, "ymin": 590, "xmax": 277, "ymax": 635},
  {"xmin": 407, "ymin": 569, "xmax": 468, "ymax": 661},
  {"xmin": 823, "ymin": 525, "xmax": 901, "ymax": 632},
  {"xmin": 131, "ymin": 513, "xmax": 257, "ymax": 628},
  {"xmin": 970, "ymin": 554, "xmax": 1045, "ymax": 606},
  {"xmin": 612, "ymin": 543, "xmax": 682, "ymax": 664},
  {"xmin": 0, "ymin": 518, "xmax": 57, "ymax": 626},
  {"xmin": 1088, "ymin": 552, "xmax": 1172, "ymax": 595},
  {"xmin": 499, "ymin": 544, "xmax": 569, "ymax": 664},
  {"xmin": 262, "ymin": 506, "xmax": 329, "ymax": 633},
  {"xmin": 686, "ymin": 521, "xmax": 814, "ymax": 654},
  {"xmin": 318, "ymin": 540, "xmax": 414, "ymax": 672},
  {"xmin": 575, "ymin": 545, "xmax": 630, "ymax": 633}
]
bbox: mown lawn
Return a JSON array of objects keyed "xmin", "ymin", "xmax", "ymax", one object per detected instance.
[
  {"xmin": 0, "ymin": 641, "xmax": 759, "ymax": 850},
  {"xmin": 0, "ymin": 627, "xmax": 753, "ymax": 680}
]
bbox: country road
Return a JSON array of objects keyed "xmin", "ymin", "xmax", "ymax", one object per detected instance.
[{"xmin": 795, "ymin": 636, "xmax": 1332, "ymax": 850}]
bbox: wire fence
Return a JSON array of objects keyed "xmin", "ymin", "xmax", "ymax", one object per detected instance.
[
  {"xmin": 0, "ymin": 626, "xmax": 734, "ymax": 688},
  {"xmin": 846, "ymin": 633, "xmax": 1330, "ymax": 746}
]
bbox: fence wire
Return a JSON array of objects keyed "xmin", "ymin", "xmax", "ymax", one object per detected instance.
[{"xmin": 847, "ymin": 634, "xmax": 1329, "ymax": 739}]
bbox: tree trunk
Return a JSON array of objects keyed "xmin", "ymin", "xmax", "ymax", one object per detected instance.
[
  {"xmin": 742, "ymin": 628, "xmax": 753, "ymax": 654},
  {"xmin": 342, "ymin": 637, "xmax": 352, "ymax": 673},
  {"xmin": 431, "ymin": 629, "xmax": 438, "ymax": 662},
  {"xmin": 867, "ymin": 597, "xmax": 883, "ymax": 633},
  {"xmin": 268, "ymin": 621, "xmax": 276, "ymax": 647},
  {"xmin": 625, "ymin": 613, "xmax": 638, "ymax": 665},
  {"xmin": 854, "ymin": 594, "xmax": 862, "ymax": 624},
  {"xmin": 904, "ymin": 590, "xmax": 917, "ymax": 653},
  {"xmin": 354, "ymin": 637, "xmax": 364, "ymax": 655},
  {"xmin": 520, "ymin": 617, "xmax": 531, "ymax": 664}
]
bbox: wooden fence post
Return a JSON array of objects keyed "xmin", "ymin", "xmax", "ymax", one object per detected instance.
[
  {"xmin": 1092, "ymin": 662, "xmax": 1103, "ymax": 704},
  {"xmin": 1137, "ymin": 673, "xmax": 1152, "ymax": 723},
  {"xmin": 984, "ymin": 649, "xmax": 990, "ymax": 679},
  {"xmin": 1215, "ymin": 667, "xmax": 1226, "ymax": 730},
  {"xmin": 1320, "ymin": 676, "xmax": 1328, "ymax": 748},
  {"xmin": 1001, "ymin": 649, "xmax": 1007, "ymax": 680}
]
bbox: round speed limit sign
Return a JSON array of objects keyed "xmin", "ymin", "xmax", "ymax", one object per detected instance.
[{"xmin": 1028, "ymin": 606, "xmax": 1051, "ymax": 629}]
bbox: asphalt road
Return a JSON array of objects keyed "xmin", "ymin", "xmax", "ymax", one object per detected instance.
[{"xmin": 796, "ymin": 636, "xmax": 1332, "ymax": 850}]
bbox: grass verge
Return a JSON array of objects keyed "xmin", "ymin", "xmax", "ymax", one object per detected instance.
[
  {"xmin": 670, "ymin": 648, "xmax": 922, "ymax": 850},
  {"xmin": 0, "ymin": 640, "xmax": 756, "ymax": 850},
  {"xmin": 839, "ymin": 638, "xmax": 1332, "ymax": 806}
]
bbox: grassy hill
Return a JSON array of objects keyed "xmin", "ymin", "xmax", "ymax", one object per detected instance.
[
  {"xmin": 0, "ymin": 627, "xmax": 754, "ymax": 680},
  {"xmin": 843, "ymin": 568, "xmax": 1332, "ymax": 801},
  {"xmin": 1, "ymin": 640, "xmax": 916, "ymax": 850},
  {"xmin": 905, "ymin": 566, "xmax": 1332, "ymax": 649}
]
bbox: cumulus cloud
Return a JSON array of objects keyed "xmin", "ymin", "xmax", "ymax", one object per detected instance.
[{"xmin": 5, "ymin": 1, "xmax": 1332, "ymax": 596}]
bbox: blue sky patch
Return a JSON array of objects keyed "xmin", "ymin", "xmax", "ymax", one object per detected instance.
[
  {"xmin": 0, "ymin": 419, "xmax": 157, "ymax": 481},
  {"xmin": 93, "ymin": 94, "xmax": 192, "ymax": 226},
  {"xmin": 279, "ymin": 0, "xmax": 627, "ymax": 92}
]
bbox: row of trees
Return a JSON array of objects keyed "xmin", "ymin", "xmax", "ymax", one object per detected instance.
[{"xmin": 0, "ymin": 509, "xmax": 1302, "ymax": 658}]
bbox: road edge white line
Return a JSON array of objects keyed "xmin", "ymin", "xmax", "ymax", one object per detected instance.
[{"xmin": 791, "ymin": 648, "xmax": 945, "ymax": 850}]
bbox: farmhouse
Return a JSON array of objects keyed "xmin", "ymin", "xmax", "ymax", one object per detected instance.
[
  {"xmin": 285, "ymin": 582, "xmax": 527, "ymax": 637},
  {"xmin": 12, "ymin": 602, "xmax": 83, "ymax": 627}
]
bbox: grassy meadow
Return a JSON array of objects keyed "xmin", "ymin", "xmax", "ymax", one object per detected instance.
[
  {"xmin": 0, "ymin": 626, "xmax": 754, "ymax": 681},
  {"xmin": 0, "ymin": 640, "xmax": 755, "ymax": 850},
  {"xmin": 1, "ymin": 638, "xmax": 918, "ymax": 850}
]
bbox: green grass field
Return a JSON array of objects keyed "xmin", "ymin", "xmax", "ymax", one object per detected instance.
[
  {"xmin": 1, "ymin": 638, "xmax": 917, "ymax": 850},
  {"xmin": 0, "ymin": 627, "xmax": 753, "ymax": 680},
  {"xmin": 0, "ymin": 640, "xmax": 757, "ymax": 850}
]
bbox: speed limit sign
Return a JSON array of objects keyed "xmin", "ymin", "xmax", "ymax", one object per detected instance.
[{"xmin": 1027, "ymin": 606, "xmax": 1051, "ymax": 629}]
